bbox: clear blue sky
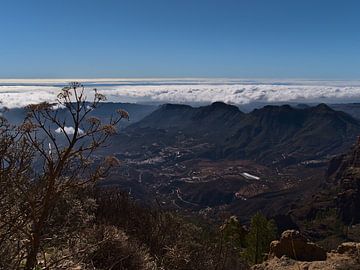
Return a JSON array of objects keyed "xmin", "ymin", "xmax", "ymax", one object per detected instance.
[{"xmin": 1, "ymin": 0, "xmax": 360, "ymax": 79}]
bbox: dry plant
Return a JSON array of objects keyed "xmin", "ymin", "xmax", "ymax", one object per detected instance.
[{"xmin": 0, "ymin": 82, "xmax": 128, "ymax": 269}]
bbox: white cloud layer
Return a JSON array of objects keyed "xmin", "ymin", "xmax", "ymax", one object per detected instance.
[
  {"xmin": 1, "ymin": 78, "xmax": 360, "ymax": 108},
  {"xmin": 55, "ymin": 126, "xmax": 84, "ymax": 135}
]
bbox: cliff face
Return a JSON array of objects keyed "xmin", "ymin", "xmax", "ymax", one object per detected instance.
[
  {"xmin": 327, "ymin": 137, "xmax": 360, "ymax": 224},
  {"xmin": 283, "ymin": 138, "xmax": 360, "ymax": 255},
  {"xmin": 291, "ymin": 137, "xmax": 360, "ymax": 228}
]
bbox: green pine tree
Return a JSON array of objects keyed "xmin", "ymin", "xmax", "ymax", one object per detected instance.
[
  {"xmin": 244, "ymin": 212, "xmax": 277, "ymax": 264},
  {"xmin": 220, "ymin": 216, "xmax": 247, "ymax": 249}
]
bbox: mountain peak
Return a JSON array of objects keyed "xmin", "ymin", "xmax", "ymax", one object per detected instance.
[
  {"xmin": 210, "ymin": 101, "xmax": 233, "ymax": 107},
  {"xmin": 207, "ymin": 102, "xmax": 241, "ymax": 113},
  {"xmin": 312, "ymin": 103, "xmax": 333, "ymax": 112},
  {"xmin": 252, "ymin": 104, "xmax": 294, "ymax": 115}
]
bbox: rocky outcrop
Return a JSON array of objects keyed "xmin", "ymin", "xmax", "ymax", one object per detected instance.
[
  {"xmin": 268, "ymin": 230, "xmax": 327, "ymax": 261},
  {"xmin": 253, "ymin": 238, "xmax": 360, "ymax": 270}
]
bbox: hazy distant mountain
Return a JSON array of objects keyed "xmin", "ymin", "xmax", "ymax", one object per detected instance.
[
  {"xmin": 330, "ymin": 103, "xmax": 360, "ymax": 120},
  {"xmin": 3, "ymin": 102, "xmax": 157, "ymax": 127}
]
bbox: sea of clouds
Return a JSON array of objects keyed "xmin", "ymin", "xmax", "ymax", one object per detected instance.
[{"xmin": 1, "ymin": 78, "xmax": 360, "ymax": 108}]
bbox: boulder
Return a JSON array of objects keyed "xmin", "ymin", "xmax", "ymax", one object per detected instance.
[
  {"xmin": 336, "ymin": 242, "xmax": 360, "ymax": 255},
  {"xmin": 269, "ymin": 230, "xmax": 327, "ymax": 261},
  {"xmin": 253, "ymin": 238, "xmax": 360, "ymax": 270}
]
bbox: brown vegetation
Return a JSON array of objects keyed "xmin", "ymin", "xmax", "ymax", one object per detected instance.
[{"xmin": 0, "ymin": 83, "xmax": 127, "ymax": 269}]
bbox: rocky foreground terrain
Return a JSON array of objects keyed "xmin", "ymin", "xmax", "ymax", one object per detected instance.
[{"xmin": 253, "ymin": 230, "xmax": 360, "ymax": 270}]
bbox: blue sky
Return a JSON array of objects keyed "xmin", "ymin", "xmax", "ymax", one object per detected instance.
[{"xmin": 1, "ymin": 0, "xmax": 360, "ymax": 78}]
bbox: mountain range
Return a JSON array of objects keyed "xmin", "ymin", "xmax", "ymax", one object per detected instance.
[{"xmin": 127, "ymin": 102, "xmax": 360, "ymax": 165}]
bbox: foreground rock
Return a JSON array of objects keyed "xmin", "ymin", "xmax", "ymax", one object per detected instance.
[
  {"xmin": 252, "ymin": 231, "xmax": 360, "ymax": 270},
  {"xmin": 252, "ymin": 252, "xmax": 360, "ymax": 270},
  {"xmin": 336, "ymin": 242, "xmax": 360, "ymax": 255},
  {"xmin": 269, "ymin": 230, "xmax": 327, "ymax": 261}
]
